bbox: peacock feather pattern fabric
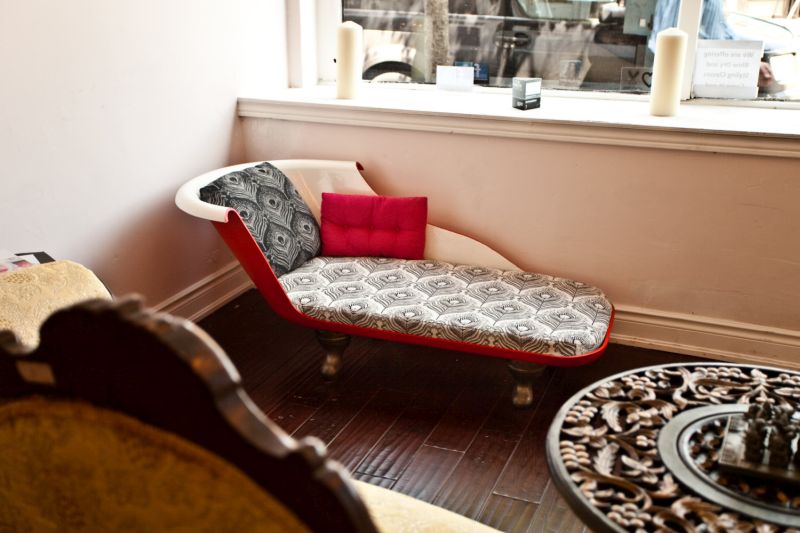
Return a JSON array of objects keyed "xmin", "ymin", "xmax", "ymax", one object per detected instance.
[
  {"xmin": 279, "ymin": 257, "xmax": 612, "ymax": 357},
  {"xmin": 200, "ymin": 163, "xmax": 321, "ymax": 277}
]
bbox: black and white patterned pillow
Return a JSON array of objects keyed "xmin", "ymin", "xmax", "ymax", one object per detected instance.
[{"xmin": 199, "ymin": 162, "xmax": 321, "ymax": 276}]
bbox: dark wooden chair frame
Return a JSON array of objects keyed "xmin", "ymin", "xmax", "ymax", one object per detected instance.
[{"xmin": 0, "ymin": 297, "xmax": 379, "ymax": 533}]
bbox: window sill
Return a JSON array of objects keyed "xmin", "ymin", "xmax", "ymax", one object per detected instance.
[{"xmin": 238, "ymin": 84, "xmax": 800, "ymax": 159}]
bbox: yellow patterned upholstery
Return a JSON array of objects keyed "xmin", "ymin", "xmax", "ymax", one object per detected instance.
[
  {"xmin": 0, "ymin": 398, "xmax": 309, "ymax": 532},
  {"xmin": 0, "ymin": 398, "xmax": 500, "ymax": 532},
  {"xmin": 0, "ymin": 261, "xmax": 111, "ymax": 347}
]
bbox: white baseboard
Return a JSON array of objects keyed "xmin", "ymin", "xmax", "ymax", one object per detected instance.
[
  {"xmin": 154, "ymin": 262, "xmax": 253, "ymax": 322},
  {"xmin": 612, "ymin": 305, "xmax": 800, "ymax": 370},
  {"xmin": 152, "ymin": 266, "xmax": 800, "ymax": 370}
]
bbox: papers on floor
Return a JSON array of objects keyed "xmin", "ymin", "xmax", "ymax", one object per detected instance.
[{"xmin": 0, "ymin": 250, "xmax": 40, "ymax": 273}]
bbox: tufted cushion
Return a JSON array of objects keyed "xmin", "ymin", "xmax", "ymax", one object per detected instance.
[
  {"xmin": 321, "ymin": 193, "xmax": 427, "ymax": 259},
  {"xmin": 200, "ymin": 163, "xmax": 321, "ymax": 277},
  {"xmin": 279, "ymin": 257, "xmax": 612, "ymax": 357}
]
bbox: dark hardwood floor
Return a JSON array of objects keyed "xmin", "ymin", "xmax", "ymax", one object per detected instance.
[{"xmin": 199, "ymin": 289, "xmax": 698, "ymax": 532}]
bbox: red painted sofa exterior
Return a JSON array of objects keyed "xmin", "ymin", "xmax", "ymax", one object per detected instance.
[{"xmin": 215, "ymin": 207, "xmax": 613, "ymax": 369}]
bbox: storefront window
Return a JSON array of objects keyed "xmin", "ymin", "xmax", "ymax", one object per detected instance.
[
  {"xmin": 342, "ymin": 0, "xmax": 799, "ymax": 99},
  {"xmin": 720, "ymin": 0, "xmax": 799, "ymax": 99}
]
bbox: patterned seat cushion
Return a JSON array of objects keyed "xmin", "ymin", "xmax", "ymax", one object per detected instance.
[
  {"xmin": 200, "ymin": 163, "xmax": 321, "ymax": 277},
  {"xmin": 279, "ymin": 257, "xmax": 612, "ymax": 357}
]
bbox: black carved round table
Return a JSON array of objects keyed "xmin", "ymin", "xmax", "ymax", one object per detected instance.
[{"xmin": 546, "ymin": 363, "xmax": 800, "ymax": 532}]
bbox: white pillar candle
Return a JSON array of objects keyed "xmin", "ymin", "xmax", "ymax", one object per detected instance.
[
  {"xmin": 336, "ymin": 21, "xmax": 363, "ymax": 99},
  {"xmin": 649, "ymin": 28, "xmax": 688, "ymax": 117}
]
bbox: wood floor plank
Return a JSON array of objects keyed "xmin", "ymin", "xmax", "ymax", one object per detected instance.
[
  {"xmin": 262, "ymin": 334, "xmax": 386, "ymax": 429},
  {"xmin": 478, "ymin": 494, "xmax": 539, "ymax": 533},
  {"xmin": 353, "ymin": 352, "xmax": 463, "ymax": 480},
  {"xmin": 424, "ymin": 373, "xmax": 507, "ymax": 452},
  {"xmin": 432, "ymin": 430, "xmax": 520, "ymax": 520},
  {"xmin": 198, "ymin": 291, "xmax": 308, "ymax": 390},
  {"xmin": 292, "ymin": 387, "xmax": 378, "ymax": 444},
  {"xmin": 245, "ymin": 334, "xmax": 327, "ymax": 412},
  {"xmin": 491, "ymin": 368, "xmax": 572, "ymax": 504},
  {"xmin": 480, "ymin": 366, "xmax": 553, "ymax": 438},
  {"xmin": 268, "ymin": 400, "xmax": 318, "ymax": 435},
  {"xmin": 392, "ymin": 445, "xmax": 464, "ymax": 503},
  {"xmin": 364, "ymin": 344, "xmax": 468, "ymax": 399},
  {"xmin": 352, "ymin": 472, "xmax": 396, "ymax": 489},
  {"xmin": 276, "ymin": 336, "xmax": 374, "ymax": 408},
  {"xmin": 199, "ymin": 290, "xmax": 698, "ymax": 533},
  {"xmin": 326, "ymin": 388, "xmax": 413, "ymax": 472},
  {"xmin": 278, "ymin": 339, "xmax": 423, "ymax": 446},
  {"xmin": 339, "ymin": 338, "xmax": 425, "ymax": 394},
  {"xmin": 527, "ymin": 481, "xmax": 585, "ymax": 533},
  {"xmin": 354, "ymin": 391, "xmax": 454, "ymax": 480}
]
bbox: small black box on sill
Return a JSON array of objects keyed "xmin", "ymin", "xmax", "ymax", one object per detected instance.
[{"xmin": 512, "ymin": 77, "xmax": 542, "ymax": 110}]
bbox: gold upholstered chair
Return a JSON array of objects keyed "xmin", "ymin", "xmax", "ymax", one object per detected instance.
[
  {"xmin": 0, "ymin": 298, "xmax": 498, "ymax": 532},
  {"xmin": 0, "ymin": 260, "xmax": 111, "ymax": 348}
]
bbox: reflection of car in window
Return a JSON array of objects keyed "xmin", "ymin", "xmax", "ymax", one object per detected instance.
[
  {"xmin": 728, "ymin": 13, "xmax": 800, "ymax": 96},
  {"xmin": 343, "ymin": 0, "xmax": 656, "ymax": 91},
  {"xmin": 343, "ymin": 0, "xmax": 799, "ymax": 95}
]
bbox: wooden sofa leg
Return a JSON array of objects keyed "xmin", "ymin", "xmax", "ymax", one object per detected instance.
[
  {"xmin": 507, "ymin": 360, "xmax": 547, "ymax": 408},
  {"xmin": 315, "ymin": 330, "xmax": 351, "ymax": 380}
]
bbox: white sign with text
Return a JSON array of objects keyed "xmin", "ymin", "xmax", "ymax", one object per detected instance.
[
  {"xmin": 693, "ymin": 40, "xmax": 763, "ymax": 99},
  {"xmin": 436, "ymin": 66, "xmax": 474, "ymax": 92}
]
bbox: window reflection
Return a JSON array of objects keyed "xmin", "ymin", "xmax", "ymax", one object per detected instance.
[{"xmin": 342, "ymin": 0, "xmax": 799, "ymax": 98}]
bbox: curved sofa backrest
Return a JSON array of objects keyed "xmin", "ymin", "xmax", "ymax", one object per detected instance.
[
  {"xmin": 174, "ymin": 160, "xmax": 520, "ymax": 276},
  {"xmin": 174, "ymin": 162, "xmax": 330, "ymax": 320},
  {"xmin": 174, "ymin": 160, "xmax": 369, "ymax": 226},
  {"xmin": 272, "ymin": 160, "xmax": 375, "ymax": 223},
  {"xmin": 271, "ymin": 161, "xmax": 519, "ymax": 270}
]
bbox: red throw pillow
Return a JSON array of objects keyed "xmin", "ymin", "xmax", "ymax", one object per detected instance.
[{"xmin": 321, "ymin": 193, "xmax": 427, "ymax": 259}]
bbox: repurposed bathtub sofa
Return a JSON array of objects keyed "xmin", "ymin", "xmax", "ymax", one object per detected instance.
[{"xmin": 176, "ymin": 161, "xmax": 614, "ymax": 406}]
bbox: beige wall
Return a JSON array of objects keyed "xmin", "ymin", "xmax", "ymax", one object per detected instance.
[
  {"xmin": 0, "ymin": 1, "xmax": 286, "ymax": 307},
  {"xmin": 243, "ymin": 119, "xmax": 800, "ymax": 333},
  {"xmin": 2, "ymin": 0, "xmax": 796, "ymax": 360}
]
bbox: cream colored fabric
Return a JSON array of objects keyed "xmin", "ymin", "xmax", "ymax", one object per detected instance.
[
  {"xmin": 0, "ymin": 260, "xmax": 111, "ymax": 347},
  {"xmin": 0, "ymin": 398, "xmax": 309, "ymax": 532},
  {"xmin": 355, "ymin": 480, "xmax": 501, "ymax": 533}
]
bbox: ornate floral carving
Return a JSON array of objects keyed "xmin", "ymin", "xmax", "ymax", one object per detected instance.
[{"xmin": 556, "ymin": 365, "xmax": 800, "ymax": 532}]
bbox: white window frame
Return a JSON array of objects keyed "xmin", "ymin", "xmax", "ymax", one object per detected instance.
[
  {"xmin": 288, "ymin": 0, "xmax": 796, "ymax": 108},
  {"xmin": 677, "ymin": 0, "xmax": 704, "ymax": 99},
  {"xmin": 286, "ymin": 0, "xmax": 340, "ymax": 89}
]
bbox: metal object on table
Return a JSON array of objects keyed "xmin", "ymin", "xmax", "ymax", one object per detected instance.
[
  {"xmin": 659, "ymin": 404, "xmax": 800, "ymax": 528},
  {"xmin": 546, "ymin": 363, "xmax": 800, "ymax": 532},
  {"xmin": 717, "ymin": 407, "xmax": 800, "ymax": 484}
]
